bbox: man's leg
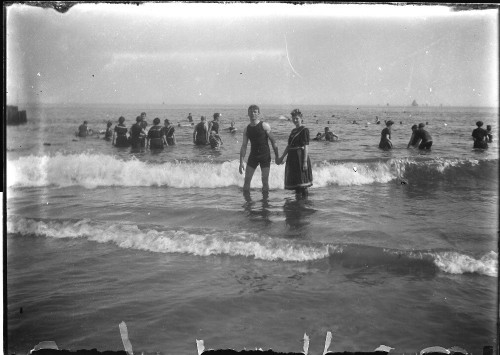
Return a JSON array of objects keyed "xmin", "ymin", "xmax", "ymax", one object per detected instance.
[
  {"xmin": 261, "ymin": 167, "xmax": 270, "ymax": 192},
  {"xmin": 244, "ymin": 166, "xmax": 256, "ymax": 191}
]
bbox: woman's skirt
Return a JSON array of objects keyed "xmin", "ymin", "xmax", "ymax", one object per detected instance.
[
  {"xmin": 115, "ymin": 135, "xmax": 130, "ymax": 147},
  {"xmin": 129, "ymin": 137, "xmax": 142, "ymax": 149},
  {"xmin": 149, "ymin": 138, "xmax": 164, "ymax": 149},
  {"xmin": 473, "ymin": 140, "xmax": 488, "ymax": 149},
  {"xmin": 378, "ymin": 139, "xmax": 393, "ymax": 150},
  {"xmin": 284, "ymin": 149, "xmax": 313, "ymax": 190}
]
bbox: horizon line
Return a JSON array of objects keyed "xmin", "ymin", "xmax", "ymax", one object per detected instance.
[{"xmin": 6, "ymin": 102, "xmax": 500, "ymax": 109}]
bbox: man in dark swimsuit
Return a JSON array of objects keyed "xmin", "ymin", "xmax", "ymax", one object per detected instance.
[
  {"xmin": 239, "ymin": 105, "xmax": 279, "ymax": 192},
  {"xmin": 78, "ymin": 121, "xmax": 90, "ymax": 137},
  {"xmin": 129, "ymin": 116, "xmax": 145, "ymax": 149},
  {"xmin": 322, "ymin": 127, "xmax": 338, "ymax": 141},
  {"xmin": 193, "ymin": 116, "xmax": 209, "ymax": 145},
  {"xmin": 414, "ymin": 123, "xmax": 433, "ymax": 150},
  {"xmin": 407, "ymin": 124, "xmax": 419, "ymax": 148}
]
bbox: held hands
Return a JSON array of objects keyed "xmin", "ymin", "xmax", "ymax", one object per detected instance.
[
  {"xmin": 239, "ymin": 162, "xmax": 245, "ymax": 175},
  {"xmin": 275, "ymin": 153, "xmax": 283, "ymax": 165}
]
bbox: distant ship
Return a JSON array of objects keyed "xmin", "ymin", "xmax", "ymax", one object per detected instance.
[{"xmin": 411, "ymin": 100, "xmax": 418, "ymax": 107}]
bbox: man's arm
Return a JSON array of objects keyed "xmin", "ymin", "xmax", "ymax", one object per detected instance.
[
  {"xmin": 407, "ymin": 133, "xmax": 415, "ymax": 148},
  {"xmin": 263, "ymin": 122, "xmax": 279, "ymax": 160},
  {"xmin": 239, "ymin": 127, "xmax": 249, "ymax": 174},
  {"xmin": 276, "ymin": 145, "xmax": 289, "ymax": 165}
]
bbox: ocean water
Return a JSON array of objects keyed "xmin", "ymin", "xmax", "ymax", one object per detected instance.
[{"xmin": 5, "ymin": 104, "xmax": 499, "ymax": 355}]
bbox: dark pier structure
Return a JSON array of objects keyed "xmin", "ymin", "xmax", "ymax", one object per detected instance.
[{"xmin": 6, "ymin": 105, "xmax": 28, "ymax": 125}]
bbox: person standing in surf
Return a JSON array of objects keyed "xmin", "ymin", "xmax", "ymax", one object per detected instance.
[
  {"xmin": 407, "ymin": 124, "xmax": 419, "ymax": 149},
  {"xmin": 112, "ymin": 116, "xmax": 130, "ymax": 147},
  {"xmin": 139, "ymin": 112, "xmax": 148, "ymax": 147},
  {"xmin": 209, "ymin": 113, "xmax": 221, "ymax": 134},
  {"xmin": 162, "ymin": 119, "xmax": 176, "ymax": 146},
  {"xmin": 472, "ymin": 121, "xmax": 488, "ymax": 149},
  {"xmin": 193, "ymin": 116, "xmax": 209, "ymax": 145},
  {"xmin": 486, "ymin": 125, "xmax": 493, "ymax": 143},
  {"xmin": 129, "ymin": 116, "xmax": 147, "ymax": 149},
  {"xmin": 276, "ymin": 109, "xmax": 313, "ymax": 198},
  {"xmin": 321, "ymin": 127, "xmax": 338, "ymax": 141},
  {"xmin": 104, "ymin": 120, "xmax": 113, "ymax": 141},
  {"xmin": 209, "ymin": 130, "xmax": 223, "ymax": 149},
  {"xmin": 378, "ymin": 120, "xmax": 394, "ymax": 150},
  {"xmin": 78, "ymin": 121, "xmax": 91, "ymax": 137},
  {"xmin": 414, "ymin": 122, "xmax": 433, "ymax": 150},
  {"xmin": 224, "ymin": 121, "xmax": 237, "ymax": 133},
  {"xmin": 147, "ymin": 117, "xmax": 166, "ymax": 150},
  {"xmin": 239, "ymin": 105, "xmax": 280, "ymax": 192}
]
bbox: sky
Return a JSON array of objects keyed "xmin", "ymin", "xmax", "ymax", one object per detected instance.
[{"xmin": 5, "ymin": 3, "xmax": 499, "ymax": 107}]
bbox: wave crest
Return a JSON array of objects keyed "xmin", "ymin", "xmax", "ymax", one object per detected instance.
[
  {"xmin": 6, "ymin": 153, "xmax": 411, "ymax": 189},
  {"xmin": 7, "ymin": 217, "xmax": 497, "ymax": 276}
]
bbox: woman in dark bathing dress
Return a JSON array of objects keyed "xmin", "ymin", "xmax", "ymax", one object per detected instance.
[
  {"xmin": 113, "ymin": 116, "xmax": 130, "ymax": 147},
  {"xmin": 276, "ymin": 109, "xmax": 313, "ymax": 197},
  {"xmin": 147, "ymin": 117, "xmax": 166, "ymax": 150},
  {"xmin": 378, "ymin": 120, "xmax": 394, "ymax": 150}
]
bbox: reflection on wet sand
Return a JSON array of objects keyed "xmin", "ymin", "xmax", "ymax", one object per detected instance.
[
  {"xmin": 242, "ymin": 190, "xmax": 271, "ymax": 224},
  {"xmin": 241, "ymin": 190, "xmax": 317, "ymax": 237},
  {"xmin": 283, "ymin": 195, "xmax": 316, "ymax": 234}
]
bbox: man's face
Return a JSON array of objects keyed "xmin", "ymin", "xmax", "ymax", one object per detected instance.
[{"xmin": 248, "ymin": 108, "xmax": 260, "ymax": 120}]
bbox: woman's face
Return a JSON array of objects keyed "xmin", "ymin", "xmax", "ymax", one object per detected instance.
[{"xmin": 292, "ymin": 115, "xmax": 302, "ymax": 127}]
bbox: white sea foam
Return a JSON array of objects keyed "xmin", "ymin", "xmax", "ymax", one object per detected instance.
[
  {"xmin": 7, "ymin": 217, "xmax": 497, "ymax": 276},
  {"xmin": 430, "ymin": 250, "xmax": 498, "ymax": 277},
  {"xmin": 7, "ymin": 217, "xmax": 330, "ymax": 262},
  {"xmin": 7, "ymin": 153, "xmax": 400, "ymax": 189},
  {"xmin": 315, "ymin": 160, "xmax": 395, "ymax": 186}
]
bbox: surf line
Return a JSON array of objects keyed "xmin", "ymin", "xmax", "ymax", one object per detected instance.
[{"xmin": 284, "ymin": 34, "xmax": 303, "ymax": 79}]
